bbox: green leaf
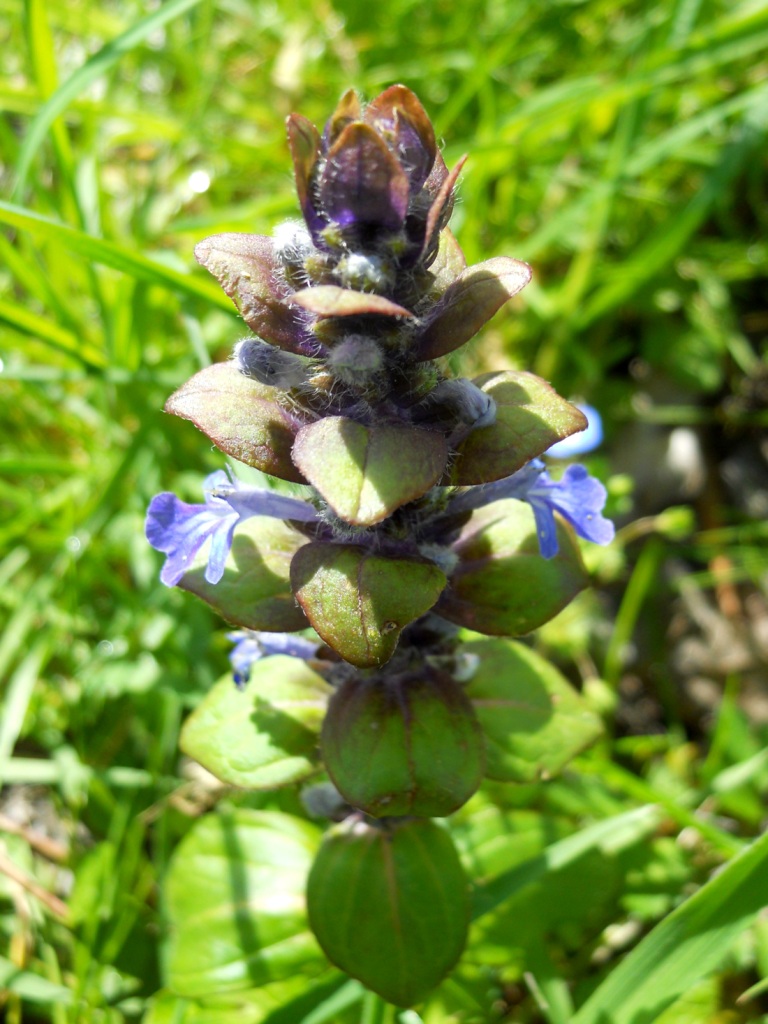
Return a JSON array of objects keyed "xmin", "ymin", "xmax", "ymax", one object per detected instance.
[
  {"xmin": 307, "ymin": 818, "xmax": 469, "ymax": 1006},
  {"xmin": 165, "ymin": 809, "xmax": 323, "ymax": 998},
  {"xmin": 471, "ymin": 805, "xmax": 661, "ymax": 921},
  {"xmin": 571, "ymin": 827, "xmax": 768, "ymax": 1024},
  {"xmin": 180, "ymin": 517, "xmax": 309, "ymax": 632},
  {"xmin": 291, "ymin": 543, "xmax": 446, "ymax": 668},
  {"xmin": 144, "ymin": 977, "xmax": 347, "ymax": 1024},
  {"xmin": 321, "ymin": 671, "xmax": 484, "ymax": 817},
  {"xmin": 180, "ymin": 659, "xmax": 332, "ymax": 789},
  {"xmin": 416, "ymin": 257, "xmax": 531, "ymax": 359},
  {"xmin": 436, "ymin": 500, "xmax": 587, "ymax": 635},
  {"xmin": 0, "ymin": 295, "xmax": 105, "ymax": 368},
  {"xmin": 166, "ymin": 363, "xmax": 306, "ymax": 482},
  {"xmin": 463, "ymin": 638, "xmax": 603, "ymax": 782},
  {"xmin": 291, "ymin": 417, "xmax": 448, "ymax": 526},
  {"xmin": 450, "ymin": 371, "xmax": 587, "ymax": 485}
]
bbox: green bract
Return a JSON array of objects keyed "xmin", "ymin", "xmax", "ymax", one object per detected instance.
[
  {"xmin": 166, "ymin": 362, "xmax": 305, "ymax": 483},
  {"xmin": 322, "ymin": 671, "xmax": 485, "ymax": 816},
  {"xmin": 291, "ymin": 544, "xmax": 447, "ymax": 667},
  {"xmin": 307, "ymin": 818, "xmax": 470, "ymax": 1006},
  {"xmin": 179, "ymin": 516, "xmax": 309, "ymax": 632},
  {"xmin": 436, "ymin": 499, "xmax": 588, "ymax": 635},
  {"xmin": 450, "ymin": 370, "xmax": 589, "ymax": 484},
  {"xmin": 464, "ymin": 639, "xmax": 604, "ymax": 782},
  {"xmin": 291, "ymin": 417, "xmax": 448, "ymax": 525}
]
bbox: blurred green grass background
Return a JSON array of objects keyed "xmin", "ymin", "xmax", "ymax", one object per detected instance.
[{"xmin": 1, "ymin": 0, "xmax": 768, "ymax": 1020}]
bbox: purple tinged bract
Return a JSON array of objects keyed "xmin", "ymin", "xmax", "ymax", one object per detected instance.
[{"xmin": 145, "ymin": 469, "xmax": 318, "ymax": 587}]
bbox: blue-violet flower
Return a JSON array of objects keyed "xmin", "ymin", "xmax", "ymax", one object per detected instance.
[
  {"xmin": 525, "ymin": 463, "xmax": 615, "ymax": 558},
  {"xmin": 228, "ymin": 629, "xmax": 320, "ymax": 687},
  {"xmin": 145, "ymin": 468, "xmax": 318, "ymax": 587},
  {"xmin": 447, "ymin": 460, "xmax": 614, "ymax": 559}
]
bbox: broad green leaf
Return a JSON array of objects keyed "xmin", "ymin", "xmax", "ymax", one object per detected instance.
[
  {"xmin": 165, "ymin": 809, "xmax": 323, "ymax": 997},
  {"xmin": 416, "ymin": 257, "xmax": 531, "ymax": 359},
  {"xmin": 291, "ymin": 543, "xmax": 446, "ymax": 667},
  {"xmin": 450, "ymin": 371, "xmax": 587, "ymax": 485},
  {"xmin": 291, "ymin": 417, "xmax": 448, "ymax": 526},
  {"xmin": 166, "ymin": 362, "xmax": 306, "ymax": 482},
  {"xmin": 180, "ymin": 517, "xmax": 309, "ymax": 632},
  {"xmin": 436, "ymin": 500, "xmax": 587, "ymax": 635},
  {"xmin": 194, "ymin": 234, "xmax": 307, "ymax": 352},
  {"xmin": 307, "ymin": 818, "xmax": 469, "ymax": 1006},
  {"xmin": 321, "ymin": 671, "xmax": 484, "ymax": 817},
  {"xmin": 181, "ymin": 659, "xmax": 332, "ymax": 789},
  {"xmin": 571, "ymin": 827, "xmax": 768, "ymax": 1024},
  {"xmin": 463, "ymin": 638, "xmax": 602, "ymax": 781}
]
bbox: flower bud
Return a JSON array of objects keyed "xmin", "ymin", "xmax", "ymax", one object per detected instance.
[
  {"xmin": 336, "ymin": 252, "xmax": 394, "ymax": 293},
  {"xmin": 234, "ymin": 338, "xmax": 311, "ymax": 389},
  {"xmin": 325, "ymin": 336, "xmax": 384, "ymax": 386}
]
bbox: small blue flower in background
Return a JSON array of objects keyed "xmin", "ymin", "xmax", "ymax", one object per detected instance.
[
  {"xmin": 524, "ymin": 464, "xmax": 615, "ymax": 558},
  {"xmin": 145, "ymin": 468, "xmax": 318, "ymax": 587},
  {"xmin": 546, "ymin": 403, "xmax": 603, "ymax": 458},
  {"xmin": 228, "ymin": 630, "xmax": 320, "ymax": 687}
]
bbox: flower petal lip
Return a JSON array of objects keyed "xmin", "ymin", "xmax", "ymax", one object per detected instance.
[
  {"xmin": 444, "ymin": 461, "xmax": 614, "ymax": 559},
  {"xmin": 527, "ymin": 464, "xmax": 615, "ymax": 558},
  {"xmin": 146, "ymin": 490, "xmax": 237, "ymax": 587},
  {"xmin": 227, "ymin": 629, "xmax": 320, "ymax": 686},
  {"xmin": 145, "ymin": 469, "xmax": 318, "ymax": 587}
]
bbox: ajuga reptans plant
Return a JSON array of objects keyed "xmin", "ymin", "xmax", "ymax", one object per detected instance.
[{"xmin": 146, "ymin": 86, "xmax": 614, "ymax": 1007}]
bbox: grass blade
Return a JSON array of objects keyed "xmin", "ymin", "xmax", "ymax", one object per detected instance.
[
  {"xmin": 0, "ymin": 201, "xmax": 232, "ymax": 309},
  {"xmin": 13, "ymin": 0, "xmax": 205, "ymax": 197},
  {"xmin": 571, "ymin": 827, "xmax": 768, "ymax": 1024},
  {"xmin": 471, "ymin": 805, "xmax": 660, "ymax": 921}
]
